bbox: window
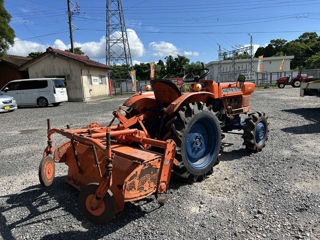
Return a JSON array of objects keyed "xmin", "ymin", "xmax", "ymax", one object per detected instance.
[
  {"xmin": 99, "ymin": 75, "xmax": 106, "ymax": 85},
  {"xmin": 54, "ymin": 80, "xmax": 66, "ymax": 88},
  {"xmin": 23, "ymin": 80, "xmax": 48, "ymax": 89},
  {"xmin": 5, "ymin": 82, "xmax": 21, "ymax": 91},
  {"xmin": 87, "ymin": 74, "xmax": 92, "ymax": 85}
]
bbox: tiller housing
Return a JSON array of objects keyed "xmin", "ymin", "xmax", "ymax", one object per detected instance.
[{"xmin": 39, "ymin": 109, "xmax": 176, "ymax": 224}]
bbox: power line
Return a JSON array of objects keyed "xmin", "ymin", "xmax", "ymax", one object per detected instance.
[
  {"xmin": 14, "ymin": 30, "xmax": 70, "ymax": 41},
  {"xmin": 78, "ymin": 28, "xmax": 320, "ymax": 35}
]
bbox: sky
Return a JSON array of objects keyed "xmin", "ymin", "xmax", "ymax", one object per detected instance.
[{"xmin": 5, "ymin": 0, "xmax": 320, "ymax": 65}]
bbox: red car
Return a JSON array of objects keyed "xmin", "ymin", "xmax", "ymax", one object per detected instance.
[{"xmin": 277, "ymin": 75, "xmax": 308, "ymax": 88}]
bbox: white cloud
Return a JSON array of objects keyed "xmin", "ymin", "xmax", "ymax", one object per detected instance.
[
  {"xmin": 132, "ymin": 60, "xmax": 141, "ymax": 65},
  {"xmin": 7, "ymin": 38, "xmax": 47, "ymax": 56},
  {"xmin": 53, "ymin": 39, "xmax": 68, "ymax": 50},
  {"xmin": 149, "ymin": 41, "xmax": 200, "ymax": 58},
  {"xmin": 108, "ymin": 29, "xmax": 144, "ymax": 58},
  {"xmin": 7, "ymin": 29, "xmax": 144, "ymax": 60},
  {"xmin": 149, "ymin": 41, "xmax": 179, "ymax": 57},
  {"xmin": 183, "ymin": 51, "xmax": 199, "ymax": 57}
]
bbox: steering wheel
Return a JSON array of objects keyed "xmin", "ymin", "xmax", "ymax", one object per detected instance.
[{"xmin": 183, "ymin": 63, "xmax": 210, "ymax": 83}]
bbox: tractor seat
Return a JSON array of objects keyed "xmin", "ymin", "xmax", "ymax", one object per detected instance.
[{"xmin": 151, "ymin": 79, "xmax": 181, "ymax": 104}]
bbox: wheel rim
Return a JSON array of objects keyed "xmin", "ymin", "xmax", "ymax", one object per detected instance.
[
  {"xmin": 185, "ymin": 117, "xmax": 218, "ymax": 169},
  {"xmin": 294, "ymin": 81, "xmax": 300, "ymax": 87},
  {"xmin": 255, "ymin": 122, "xmax": 266, "ymax": 146},
  {"xmin": 39, "ymin": 98, "xmax": 47, "ymax": 106},
  {"xmin": 44, "ymin": 162, "xmax": 54, "ymax": 179},
  {"xmin": 85, "ymin": 194, "xmax": 106, "ymax": 216},
  {"xmin": 280, "ymin": 84, "xmax": 284, "ymax": 88}
]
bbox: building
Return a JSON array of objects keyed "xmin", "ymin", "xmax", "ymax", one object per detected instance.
[
  {"xmin": 0, "ymin": 55, "xmax": 31, "ymax": 88},
  {"xmin": 206, "ymin": 56, "xmax": 294, "ymax": 82},
  {"xmin": 19, "ymin": 47, "xmax": 112, "ymax": 102}
]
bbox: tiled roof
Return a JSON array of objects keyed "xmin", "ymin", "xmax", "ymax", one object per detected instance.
[
  {"xmin": 2, "ymin": 55, "xmax": 32, "ymax": 67},
  {"xmin": 20, "ymin": 47, "xmax": 112, "ymax": 70},
  {"xmin": 46, "ymin": 47, "xmax": 112, "ymax": 69}
]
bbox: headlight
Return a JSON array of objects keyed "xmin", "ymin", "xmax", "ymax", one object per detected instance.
[
  {"xmin": 144, "ymin": 84, "xmax": 152, "ymax": 91},
  {"xmin": 191, "ymin": 83, "xmax": 202, "ymax": 91}
]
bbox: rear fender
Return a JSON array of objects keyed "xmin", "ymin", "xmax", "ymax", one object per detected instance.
[
  {"xmin": 165, "ymin": 92, "xmax": 215, "ymax": 115},
  {"xmin": 123, "ymin": 92, "xmax": 159, "ymax": 114}
]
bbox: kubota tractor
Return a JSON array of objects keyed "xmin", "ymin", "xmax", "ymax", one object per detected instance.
[
  {"xmin": 124, "ymin": 68, "xmax": 269, "ymax": 181},
  {"xmin": 38, "ymin": 67, "xmax": 269, "ymax": 224}
]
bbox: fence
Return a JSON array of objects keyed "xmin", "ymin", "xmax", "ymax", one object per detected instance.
[
  {"xmin": 111, "ymin": 69, "xmax": 320, "ymax": 94},
  {"xmin": 111, "ymin": 79, "xmax": 150, "ymax": 95},
  {"xmin": 218, "ymin": 69, "xmax": 320, "ymax": 86}
]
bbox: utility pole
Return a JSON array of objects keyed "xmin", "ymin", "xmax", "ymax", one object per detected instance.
[
  {"xmin": 232, "ymin": 50, "xmax": 236, "ymax": 81},
  {"xmin": 249, "ymin": 33, "xmax": 253, "ymax": 73},
  {"xmin": 67, "ymin": 0, "xmax": 74, "ymax": 53},
  {"xmin": 217, "ymin": 44, "xmax": 222, "ymax": 82},
  {"xmin": 67, "ymin": 0, "xmax": 80, "ymax": 53}
]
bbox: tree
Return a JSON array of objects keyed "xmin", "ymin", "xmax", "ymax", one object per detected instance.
[
  {"xmin": 110, "ymin": 65, "xmax": 128, "ymax": 79},
  {"xmin": 305, "ymin": 52, "xmax": 320, "ymax": 69},
  {"xmin": 155, "ymin": 60, "xmax": 166, "ymax": 78},
  {"xmin": 254, "ymin": 47, "xmax": 265, "ymax": 58},
  {"xmin": 285, "ymin": 41, "xmax": 311, "ymax": 69},
  {"xmin": 0, "ymin": 0, "xmax": 15, "ymax": 58},
  {"xmin": 298, "ymin": 32, "xmax": 318, "ymax": 42},
  {"xmin": 270, "ymin": 39, "xmax": 287, "ymax": 52},
  {"xmin": 185, "ymin": 61, "xmax": 203, "ymax": 76},
  {"xmin": 65, "ymin": 47, "xmax": 84, "ymax": 55},
  {"xmin": 225, "ymin": 52, "xmax": 251, "ymax": 60},
  {"xmin": 253, "ymin": 32, "xmax": 320, "ymax": 69},
  {"xmin": 28, "ymin": 52, "xmax": 43, "ymax": 58},
  {"xmin": 263, "ymin": 44, "xmax": 277, "ymax": 57}
]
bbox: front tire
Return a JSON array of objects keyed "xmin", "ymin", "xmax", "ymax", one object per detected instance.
[
  {"xmin": 243, "ymin": 112, "xmax": 269, "ymax": 152},
  {"xmin": 278, "ymin": 83, "xmax": 285, "ymax": 88},
  {"xmin": 169, "ymin": 102, "xmax": 221, "ymax": 181}
]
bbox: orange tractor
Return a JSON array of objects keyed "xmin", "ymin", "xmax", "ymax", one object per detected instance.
[
  {"xmin": 38, "ymin": 68, "xmax": 268, "ymax": 224},
  {"xmin": 123, "ymin": 71, "xmax": 269, "ymax": 181}
]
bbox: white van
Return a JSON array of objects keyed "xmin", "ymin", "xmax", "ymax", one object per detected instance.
[{"xmin": 0, "ymin": 78, "xmax": 68, "ymax": 107}]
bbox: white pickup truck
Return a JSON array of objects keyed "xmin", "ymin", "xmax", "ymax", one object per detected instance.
[{"xmin": 300, "ymin": 78, "xmax": 320, "ymax": 97}]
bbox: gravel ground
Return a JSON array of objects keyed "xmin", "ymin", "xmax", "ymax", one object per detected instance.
[{"xmin": 0, "ymin": 88, "xmax": 319, "ymax": 240}]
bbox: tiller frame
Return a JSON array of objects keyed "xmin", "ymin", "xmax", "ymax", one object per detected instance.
[{"xmin": 39, "ymin": 109, "xmax": 176, "ymax": 224}]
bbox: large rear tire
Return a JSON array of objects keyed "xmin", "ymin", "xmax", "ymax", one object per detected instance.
[
  {"xmin": 243, "ymin": 112, "xmax": 269, "ymax": 152},
  {"xmin": 292, "ymin": 80, "xmax": 301, "ymax": 88},
  {"xmin": 168, "ymin": 102, "xmax": 222, "ymax": 181}
]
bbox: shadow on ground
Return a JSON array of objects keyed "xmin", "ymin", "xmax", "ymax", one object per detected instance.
[
  {"xmin": 0, "ymin": 177, "xmax": 161, "ymax": 240},
  {"xmin": 281, "ymin": 108, "xmax": 320, "ymax": 134},
  {"xmin": 220, "ymin": 148, "xmax": 251, "ymax": 162},
  {"xmin": 0, "ymin": 176, "xmax": 188, "ymax": 240}
]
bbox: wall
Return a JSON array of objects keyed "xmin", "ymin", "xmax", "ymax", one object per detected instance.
[
  {"xmin": 207, "ymin": 57, "xmax": 293, "ymax": 82},
  {"xmin": 81, "ymin": 67, "xmax": 109, "ymax": 101},
  {"xmin": 27, "ymin": 55, "xmax": 84, "ymax": 101},
  {"xmin": 0, "ymin": 62, "xmax": 28, "ymax": 88}
]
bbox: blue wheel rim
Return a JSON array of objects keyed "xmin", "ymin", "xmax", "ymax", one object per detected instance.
[
  {"xmin": 185, "ymin": 117, "xmax": 218, "ymax": 169},
  {"xmin": 255, "ymin": 122, "xmax": 266, "ymax": 146}
]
